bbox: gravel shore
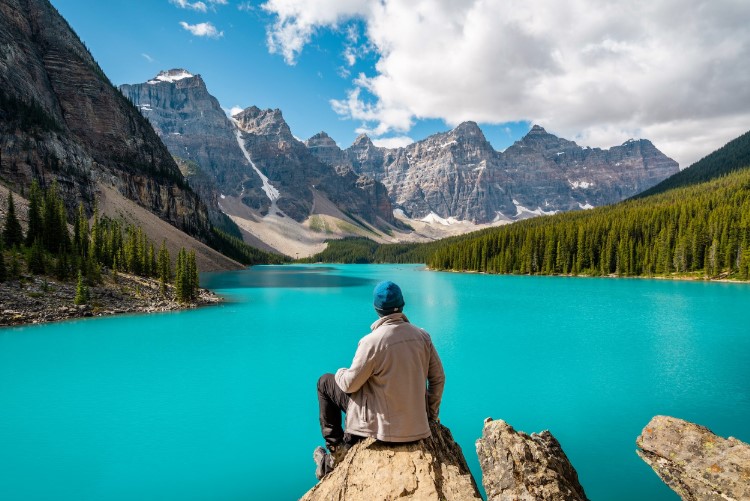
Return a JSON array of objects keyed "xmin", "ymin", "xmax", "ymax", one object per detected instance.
[{"xmin": 0, "ymin": 272, "xmax": 221, "ymax": 327}]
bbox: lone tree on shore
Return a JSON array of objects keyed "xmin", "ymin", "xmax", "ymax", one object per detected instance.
[
  {"xmin": 3, "ymin": 192, "xmax": 23, "ymax": 248},
  {"xmin": 174, "ymin": 248, "xmax": 199, "ymax": 303},
  {"xmin": 74, "ymin": 270, "xmax": 89, "ymax": 305}
]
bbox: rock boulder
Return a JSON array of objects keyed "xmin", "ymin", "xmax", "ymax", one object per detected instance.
[
  {"xmin": 476, "ymin": 418, "xmax": 588, "ymax": 501},
  {"xmin": 300, "ymin": 422, "xmax": 482, "ymax": 501},
  {"xmin": 636, "ymin": 415, "xmax": 750, "ymax": 501}
]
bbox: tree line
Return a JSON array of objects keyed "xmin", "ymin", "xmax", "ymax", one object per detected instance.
[
  {"xmin": 1, "ymin": 181, "xmax": 200, "ymax": 303},
  {"xmin": 426, "ymin": 167, "xmax": 750, "ymax": 278},
  {"xmin": 300, "ymin": 166, "xmax": 750, "ymax": 281}
]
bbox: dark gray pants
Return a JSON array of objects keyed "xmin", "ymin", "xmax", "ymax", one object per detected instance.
[{"xmin": 317, "ymin": 373, "xmax": 363, "ymax": 449}]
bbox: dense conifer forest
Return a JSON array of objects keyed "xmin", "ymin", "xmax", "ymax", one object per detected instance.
[
  {"xmin": 635, "ymin": 129, "xmax": 750, "ymax": 198},
  {"xmin": 1, "ymin": 181, "xmax": 201, "ymax": 303}
]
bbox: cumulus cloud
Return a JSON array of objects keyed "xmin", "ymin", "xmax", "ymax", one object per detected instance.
[
  {"xmin": 171, "ymin": 0, "xmax": 208, "ymax": 12},
  {"xmin": 261, "ymin": 0, "xmax": 370, "ymax": 64},
  {"xmin": 261, "ymin": 0, "xmax": 750, "ymax": 166},
  {"xmin": 180, "ymin": 21, "xmax": 224, "ymax": 38},
  {"xmin": 371, "ymin": 136, "xmax": 414, "ymax": 149},
  {"xmin": 171, "ymin": 0, "xmax": 227, "ymax": 11}
]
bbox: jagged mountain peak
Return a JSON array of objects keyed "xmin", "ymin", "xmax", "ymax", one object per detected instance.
[
  {"xmin": 529, "ymin": 124, "xmax": 547, "ymax": 133},
  {"xmin": 352, "ymin": 133, "xmax": 375, "ymax": 148},
  {"xmin": 306, "ymin": 131, "xmax": 339, "ymax": 148},
  {"xmin": 453, "ymin": 121, "xmax": 484, "ymax": 136},
  {"xmin": 147, "ymin": 69, "xmax": 197, "ymax": 85},
  {"xmin": 233, "ymin": 106, "xmax": 292, "ymax": 137}
]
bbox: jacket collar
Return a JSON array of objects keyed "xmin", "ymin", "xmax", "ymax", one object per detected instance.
[{"xmin": 370, "ymin": 312, "xmax": 409, "ymax": 331}]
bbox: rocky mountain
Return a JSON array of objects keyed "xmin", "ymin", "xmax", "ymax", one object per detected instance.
[
  {"xmin": 121, "ymin": 71, "xmax": 398, "ymax": 255},
  {"xmin": 0, "ymin": 0, "xmax": 211, "ymax": 240},
  {"xmin": 309, "ymin": 123, "xmax": 680, "ymax": 224}
]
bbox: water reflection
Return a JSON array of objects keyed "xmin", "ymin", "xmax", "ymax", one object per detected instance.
[{"xmin": 201, "ymin": 265, "xmax": 376, "ymax": 289}]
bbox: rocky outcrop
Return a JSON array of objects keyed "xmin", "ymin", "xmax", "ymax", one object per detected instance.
[
  {"xmin": 476, "ymin": 418, "xmax": 588, "ymax": 501},
  {"xmin": 0, "ymin": 0, "xmax": 210, "ymax": 239},
  {"xmin": 326, "ymin": 123, "xmax": 680, "ymax": 223},
  {"xmin": 300, "ymin": 422, "xmax": 482, "ymax": 500},
  {"xmin": 637, "ymin": 415, "xmax": 750, "ymax": 501}
]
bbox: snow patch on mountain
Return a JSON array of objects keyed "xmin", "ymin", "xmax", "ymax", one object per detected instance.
[
  {"xmin": 421, "ymin": 212, "xmax": 463, "ymax": 225},
  {"xmin": 148, "ymin": 69, "xmax": 194, "ymax": 84},
  {"xmin": 231, "ymin": 119, "xmax": 280, "ymax": 203},
  {"xmin": 569, "ymin": 179, "xmax": 593, "ymax": 189},
  {"xmin": 513, "ymin": 200, "xmax": 558, "ymax": 217}
]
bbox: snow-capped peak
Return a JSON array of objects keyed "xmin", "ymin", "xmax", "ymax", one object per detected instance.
[{"xmin": 147, "ymin": 69, "xmax": 194, "ymax": 84}]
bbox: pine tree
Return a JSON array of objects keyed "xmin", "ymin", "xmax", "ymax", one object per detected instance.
[
  {"xmin": 174, "ymin": 248, "xmax": 186, "ymax": 302},
  {"xmin": 55, "ymin": 252, "xmax": 69, "ymax": 281},
  {"xmin": 9, "ymin": 249, "xmax": 20, "ymax": 278},
  {"xmin": 188, "ymin": 250, "xmax": 199, "ymax": 300},
  {"xmin": 28, "ymin": 238, "xmax": 45, "ymax": 274},
  {"xmin": 25, "ymin": 180, "xmax": 43, "ymax": 246},
  {"xmin": 158, "ymin": 240, "xmax": 171, "ymax": 297},
  {"xmin": 3, "ymin": 192, "xmax": 23, "ymax": 248},
  {"xmin": 74, "ymin": 270, "xmax": 89, "ymax": 305},
  {"xmin": 0, "ymin": 237, "xmax": 7, "ymax": 282}
]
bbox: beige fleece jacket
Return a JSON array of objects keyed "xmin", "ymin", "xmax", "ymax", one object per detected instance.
[{"xmin": 335, "ymin": 313, "xmax": 445, "ymax": 442}]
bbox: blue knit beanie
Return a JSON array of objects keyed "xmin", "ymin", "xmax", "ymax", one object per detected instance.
[{"xmin": 373, "ymin": 281, "xmax": 405, "ymax": 315}]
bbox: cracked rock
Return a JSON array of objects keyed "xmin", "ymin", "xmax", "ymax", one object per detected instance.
[{"xmin": 637, "ymin": 415, "xmax": 750, "ymax": 501}]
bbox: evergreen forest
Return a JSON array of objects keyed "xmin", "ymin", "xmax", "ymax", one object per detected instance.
[{"xmin": 1, "ymin": 181, "xmax": 201, "ymax": 303}]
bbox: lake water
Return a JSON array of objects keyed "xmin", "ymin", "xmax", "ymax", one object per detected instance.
[{"xmin": 1, "ymin": 264, "xmax": 749, "ymax": 500}]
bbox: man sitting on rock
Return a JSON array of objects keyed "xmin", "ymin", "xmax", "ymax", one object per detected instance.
[{"xmin": 314, "ymin": 280, "xmax": 446, "ymax": 479}]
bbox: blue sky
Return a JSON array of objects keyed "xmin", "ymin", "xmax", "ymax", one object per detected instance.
[
  {"xmin": 50, "ymin": 0, "xmax": 530, "ymax": 151},
  {"xmin": 50, "ymin": 0, "xmax": 750, "ymax": 166}
]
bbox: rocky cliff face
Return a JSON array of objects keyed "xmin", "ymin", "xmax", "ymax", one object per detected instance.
[
  {"xmin": 314, "ymin": 123, "xmax": 680, "ymax": 223},
  {"xmin": 121, "ymin": 73, "xmax": 396, "ymax": 230},
  {"xmin": 637, "ymin": 415, "xmax": 750, "ymax": 501},
  {"xmin": 499, "ymin": 125, "xmax": 680, "ymax": 215},
  {"xmin": 0, "ymin": 0, "xmax": 209, "ymax": 237}
]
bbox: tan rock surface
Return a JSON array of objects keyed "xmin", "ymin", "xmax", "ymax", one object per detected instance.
[
  {"xmin": 300, "ymin": 422, "xmax": 481, "ymax": 501},
  {"xmin": 637, "ymin": 415, "xmax": 750, "ymax": 501},
  {"xmin": 476, "ymin": 418, "xmax": 588, "ymax": 501}
]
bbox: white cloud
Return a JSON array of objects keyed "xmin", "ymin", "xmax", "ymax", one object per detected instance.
[
  {"xmin": 261, "ymin": 0, "xmax": 370, "ymax": 64},
  {"xmin": 141, "ymin": 53, "xmax": 155, "ymax": 63},
  {"xmin": 171, "ymin": 0, "xmax": 208, "ymax": 12},
  {"xmin": 171, "ymin": 0, "xmax": 227, "ymax": 11},
  {"xmin": 179, "ymin": 21, "xmax": 224, "ymax": 38},
  {"xmin": 223, "ymin": 105, "xmax": 245, "ymax": 117},
  {"xmin": 238, "ymin": 1, "xmax": 254, "ymax": 11},
  {"xmin": 261, "ymin": 0, "xmax": 750, "ymax": 166},
  {"xmin": 371, "ymin": 136, "xmax": 414, "ymax": 149}
]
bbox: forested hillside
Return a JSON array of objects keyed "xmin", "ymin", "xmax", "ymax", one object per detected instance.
[
  {"xmin": 635, "ymin": 130, "xmax": 750, "ymax": 198},
  {"xmin": 426, "ymin": 166, "xmax": 750, "ymax": 278}
]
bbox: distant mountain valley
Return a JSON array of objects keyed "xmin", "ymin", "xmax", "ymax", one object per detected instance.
[{"xmin": 120, "ymin": 69, "xmax": 679, "ymax": 257}]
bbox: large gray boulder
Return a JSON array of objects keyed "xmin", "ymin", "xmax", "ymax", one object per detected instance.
[
  {"xmin": 636, "ymin": 415, "xmax": 750, "ymax": 501},
  {"xmin": 300, "ymin": 422, "xmax": 482, "ymax": 500},
  {"xmin": 476, "ymin": 418, "xmax": 588, "ymax": 501}
]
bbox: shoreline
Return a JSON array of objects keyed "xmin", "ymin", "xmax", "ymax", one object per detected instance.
[
  {"xmin": 423, "ymin": 266, "xmax": 750, "ymax": 284},
  {"xmin": 0, "ymin": 272, "xmax": 222, "ymax": 328}
]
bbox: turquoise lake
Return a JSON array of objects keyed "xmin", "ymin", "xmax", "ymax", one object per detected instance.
[{"xmin": 1, "ymin": 264, "xmax": 749, "ymax": 500}]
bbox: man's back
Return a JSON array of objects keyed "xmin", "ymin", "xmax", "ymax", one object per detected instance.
[{"xmin": 335, "ymin": 313, "xmax": 445, "ymax": 442}]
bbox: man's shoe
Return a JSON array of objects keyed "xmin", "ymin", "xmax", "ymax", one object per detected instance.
[
  {"xmin": 313, "ymin": 446, "xmax": 333, "ymax": 480},
  {"xmin": 328, "ymin": 443, "xmax": 348, "ymax": 465}
]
